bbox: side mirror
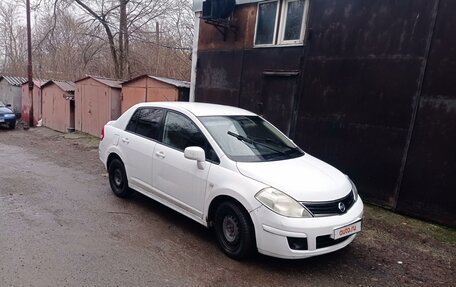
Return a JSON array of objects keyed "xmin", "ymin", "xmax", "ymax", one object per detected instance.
[
  {"xmin": 6, "ymin": 104, "xmax": 11, "ymax": 108},
  {"xmin": 184, "ymin": 146, "xmax": 206, "ymax": 170}
]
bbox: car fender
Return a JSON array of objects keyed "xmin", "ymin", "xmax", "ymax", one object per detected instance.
[
  {"xmin": 204, "ymin": 164, "xmax": 266, "ymax": 221},
  {"xmin": 106, "ymin": 146, "xmax": 126, "ymax": 167}
]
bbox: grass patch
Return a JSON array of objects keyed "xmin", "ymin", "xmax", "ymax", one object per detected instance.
[{"xmin": 364, "ymin": 204, "xmax": 456, "ymax": 245}]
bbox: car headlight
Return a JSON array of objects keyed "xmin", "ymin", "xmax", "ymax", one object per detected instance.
[
  {"xmin": 255, "ymin": 187, "xmax": 312, "ymax": 218},
  {"xmin": 347, "ymin": 177, "xmax": 359, "ymax": 202},
  {"xmin": 3, "ymin": 113, "xmax": 15, "ymax": 117}
]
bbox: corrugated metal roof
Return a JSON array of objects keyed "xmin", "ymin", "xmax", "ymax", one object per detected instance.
[
  {"xmin": 42, "ymin": 80, "xmax": 75, "ymax": 92},
  {"xmin": 21, "ymin": 79, "xmax": 49, "ymax": 88},
  {"xmin": 33, "ymin": 80, "xmax": 49, "ymax": 88},
  {"xmin": 95, "ymin": 78, "xmax": 122, "ymax": 89},
  {"xmin": 75, "ymin": 75, "xmax": 122, "ymax": 89},
  {"xmin": 122, "ymin": 74, "xmax": 190, "ymax": 88},
  {"xmin": 150, "ymin": 76, "xmax": 190, "ymax": 88},
  {"xmin": 0, "ymin": 75, "xmax": 28, "ymax": 86},
  {"xmin": 54, "ymin": 80, "xmax": 75, "ymax": 92}
]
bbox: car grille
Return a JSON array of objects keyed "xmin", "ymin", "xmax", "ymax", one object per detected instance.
[
  {"xmin": 316, "ymin": 235, "xmax": 351, "ymax": 249},
  {"xmin": 301, "ymin": 191, "xmax": 355, "ymax": 217}
]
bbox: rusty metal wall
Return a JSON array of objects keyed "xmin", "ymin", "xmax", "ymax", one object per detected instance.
[
  {"xmin": 42, "ymin": 84, "xmax": 71, "ymax": 133},
  {"xmin": 145, "ymin": 78, "xmax": 179, "ymax": 102},
  {"xmin": 194, "ymin": 0, "xmax": 455, "ymax": 226},
  {"xmin": 121, "ymin": 79, "xmax": 147, "ymax": 114},
  {"xmin": 22, "ymin": 83, "xmax": 44, "ymax": 126},
  {"xmin": 294, "ymin": 0, "xmax": 436, "ymax": 207},
  {"xmin": 75, "ymin": 78, "xmax": 115, "ymax": 138},
  {"xmin": 121, "ymin": 77, "xmax": 179, "ymax": 114},
  {"xmin": 21, "ymin": 85, "xmax": 31, "ymax": 125},
  {"xmin": 396, "ymin": 0, "xmax": 456, "ymax": 227}
]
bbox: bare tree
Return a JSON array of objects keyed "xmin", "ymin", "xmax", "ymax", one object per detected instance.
[
  {"xmin": 0, "ymin": 0, "xmax": 194, "ymax": 81},
  {"xmin": 0, "ymin": 2, "xmax": 27, "ymax": 75}
]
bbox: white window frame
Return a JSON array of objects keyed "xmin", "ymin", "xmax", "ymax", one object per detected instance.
[
  {"xmin": 278, "ymin": 0, "xmax": 309, "ymax": 45},
  {"xmin": 253, "ymin": 0, "xmax": 280, "ymax": 47},
  {"xmin": 254, "ymin": 0, "xmax": 310, "ymax": 48}
]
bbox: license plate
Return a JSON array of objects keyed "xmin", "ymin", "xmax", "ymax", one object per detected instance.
[{"xmin": 332, "ymin": 220, "xmax": 362, "ymax": 239}]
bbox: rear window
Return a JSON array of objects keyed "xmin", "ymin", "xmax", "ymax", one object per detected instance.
[{"xmin": 126, "ymin": 108, "xmax": 164, "ymax": 140}]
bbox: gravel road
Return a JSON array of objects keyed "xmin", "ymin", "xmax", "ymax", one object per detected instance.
[{"xmin": 0, "ymin": 127, "xmax": 454, "ymax": 287}]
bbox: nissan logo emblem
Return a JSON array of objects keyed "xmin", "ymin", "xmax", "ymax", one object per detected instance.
[{"xmin": 338, "ymin": 202, "xmax": 346, "ymax": 213}]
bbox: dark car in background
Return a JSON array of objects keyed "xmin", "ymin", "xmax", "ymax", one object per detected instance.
[{"xmin": 0, "ymin": 101, "xmax": 16, "ymax": 129}]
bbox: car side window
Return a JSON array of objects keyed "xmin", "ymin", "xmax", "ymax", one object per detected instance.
[
  {"xmin": 126, "ymin": 108, "xmax": 164, "ymax": 140},
  {"xmin": 162, "ymin": 111, "xmax": 219, "ymax": 163}
]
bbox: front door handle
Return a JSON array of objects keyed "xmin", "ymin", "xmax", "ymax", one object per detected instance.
[
  {"xmin": 155, "ymin": 151, "xmax": 166, "ymax": 159},
  {"xmin": 121, "ymin": 137, "xmax": 130, "ymax": 144}
]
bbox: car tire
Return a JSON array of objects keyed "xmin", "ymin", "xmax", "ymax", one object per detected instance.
[
  {"xmin": 8, "ymin": 122, "xmax": 15, "ymax": 130},
  {"xmin": 108, "ymin": 158, "xmax": 133, "ymax": 198},
  {"xmin": 214, "ymin": 201, "xmax": 255, "ymax": 259}
]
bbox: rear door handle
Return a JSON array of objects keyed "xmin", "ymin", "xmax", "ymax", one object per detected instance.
[
  {"xmin": 121, "ymin": 137, "xmax": 130, "ymax": 144},
  {"xmin": 155, "ymin": 151, "xmax": 166, "ymax": 159}
]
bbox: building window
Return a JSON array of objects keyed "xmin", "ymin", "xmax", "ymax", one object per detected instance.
[{"xmin": 254, "ymin": 0, "xmax": 309, "ymax": 47}]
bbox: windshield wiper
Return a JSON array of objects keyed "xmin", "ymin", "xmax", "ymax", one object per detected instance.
[
  {"xmin": 227, "ymin": 131, "xmax": 287, "ymax": 155},
  {"xmin": 243, "ymin": 135, "xmax": 303, "ymax": 153}
]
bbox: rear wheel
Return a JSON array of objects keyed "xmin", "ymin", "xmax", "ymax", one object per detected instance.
[
  {"xmin": 214, "ymin": 201, "xmax": 255, "ymax": 259},
  {"xmin": 108, "ymin": 158, "xmax": 132, "ymax": 198}
]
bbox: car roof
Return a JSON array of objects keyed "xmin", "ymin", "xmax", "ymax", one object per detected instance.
[{"xmin": 134, "ymin": 102, "xmax": 257, "ymax": 117}]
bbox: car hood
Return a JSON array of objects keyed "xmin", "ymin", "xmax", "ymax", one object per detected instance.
[
  {"xmin": 236, "ymin": 154, "xmax": 352, "ymax": 202},
  {"xmin": 0, "ymin": 107, "xmax": 13, "ymax": 114}
]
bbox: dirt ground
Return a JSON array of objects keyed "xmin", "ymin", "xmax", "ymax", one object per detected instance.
[{"xmin": 0, "ymin": 126, "xmax": 454, "ymax": 287}]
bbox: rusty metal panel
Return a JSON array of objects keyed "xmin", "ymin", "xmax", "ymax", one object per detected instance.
[
  {"xmin": 121, "ymin": 87, "xmax": 146, "ymax": 113},
  {"xmin": 195, "ymin": 50, "xmax": 244, "ymax": 106},
  {"xmin": 22, "ymin": 81, "xmax": 45, "ymax": 126},
  {"xmin": 121, "ymin": 78, "xmax": 147, "ymax": 113},
  {"xmin": 121, "ymin": 77, "xmax": 181, "ymax": 114},
  {"xmin": 21, "ymin": 85, "xmax": 31, "ymax": 124},
  {"xmin": 295, "ymin": 58, "xmax": 424, "ymax": 206},
  {"xmin": 307, "ymin": 0, "xmax": 435, "ymax": 58},
  {"xmin": 198, "ymin": 3, "xmax": 257, "ymax": 51},
  {"xmin": 293, "ymin": 0, "xmax": 436, "ymax": 207},
  {"xmin": 239, "ymin": 47, "xmax": 303, "ymax": 114},
  {"xmin": 82, "ymin": 83, "xmax": 106, "ymax": 137},
  {"xmin": 33, "ymin": 86, "xmax": 42, "ymax": 125},
  {"xmin": 42, "ymin": 84, "xmax": 72, "ymax": 133},
  {"xmin": 111, "ymin": 88, "xmax": 122, "ymax": 120},
  {"xmin": 76, "ymin": 78, "xmax": 122, "ymax": 137},
  {"xmin": 397, "ymin": 0, "xmax": 456, "ymax": 227},
  {"xmin": 260, "ymin": 74, "xmax": 299, "ymax": 135},
  {"xmin": 75, "ymin": 85, "xmax": 82, "ymax": 131},
  {"xmin": 145, "ymin": 78, "xmax": 179, "ymax": 102}
]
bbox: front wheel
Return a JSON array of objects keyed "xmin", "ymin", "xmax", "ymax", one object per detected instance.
[
  {"xmin": 8, "ymin": 122, "xmax": 15, "ymax": 129},
  {"xmin": 214, "ymin": 201, "xmax": 255, "ymax": 259},
  {"xmin": 108, "ymin": 158, "xmax": 133, "ymax": 198}
]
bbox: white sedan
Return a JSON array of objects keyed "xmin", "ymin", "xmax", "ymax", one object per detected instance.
[{"xmin": 99, "ymin": 102, "xmax": 363, "ymax": 259}]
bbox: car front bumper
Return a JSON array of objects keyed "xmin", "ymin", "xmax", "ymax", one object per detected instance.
[
  {"xmin": 250, "ymin": 197, "xmax": 364, "ymax": 259},
  {"xmin": 0, "ymin": 117, "xmax": 16, "ymax": 125}
]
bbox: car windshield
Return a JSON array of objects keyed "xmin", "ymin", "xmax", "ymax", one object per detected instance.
[
  {"xmin": 199, "ymin": 115, "xmax": 304, "ymax": 162},
  {"xmin": 0, "ymin": 101, "xmax": 5, "ymax": 107}
]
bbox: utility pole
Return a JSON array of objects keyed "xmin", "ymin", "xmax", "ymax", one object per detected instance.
[
  {"xmin": 155, "ymin": 21, "xmax": 160, "ymax": 75},
  {"xmin": 26, "ymin": 0, "xmax": 34, "ymax": 127}
]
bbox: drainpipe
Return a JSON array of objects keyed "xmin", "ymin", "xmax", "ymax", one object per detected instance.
[{"xmin": 189, "ymin": 11, "xmax": 201, "ymax": 102}]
